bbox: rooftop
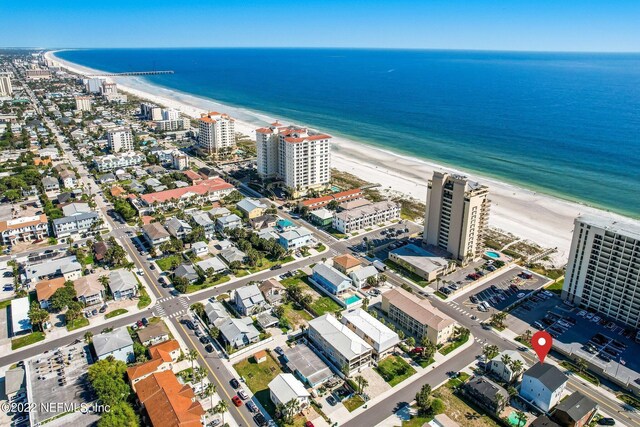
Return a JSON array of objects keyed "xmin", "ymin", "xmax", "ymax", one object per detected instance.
[
  {"xmin": 284, "ymin": 344, "xmax": 332, "ymax": 386},
  {"xmin": 268, "ymin": 373, "xmax": 310, "ymax": 403},
  {"xmin": 523, "ymin": 363, "xmax": 568, "ymax": 391},
  {"xmin": 333, "ymin": 253, "xmax": 361, "ymax": 270},
  {"xmin": 342, "ymin": 308, "xmax": 400, "ymax": 352},
  {"xmin": 308, "ymin": 314, "xmax": 372, "ymax": 359},
  {"xmin": 383, "ymin": 287, "xmax": 455, "ymax": 331},
  {"xmin": 93, "ymin": 328, "xmax": 133, "ymax": 357},
  {"xmin": 140, "ymin": 177, "xmax": 233, "ymax": 204},
  {"xmin": 390, "ymin": 244, "xmax": 449, "ymax": 273}
]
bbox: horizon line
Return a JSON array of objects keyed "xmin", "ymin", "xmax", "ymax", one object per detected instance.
[{"xmin": 8, "ymin": 46, "xmax": 640, "ymax": 55}]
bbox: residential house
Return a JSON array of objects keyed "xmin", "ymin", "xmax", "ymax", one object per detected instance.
[
  {"xmin": 489, "ymin": 350, "xmax": 528, "ymax": 383},
  {"xmin": 268, "ymin": 373, "xmax": 311, "ymax": 409},
  {"xmin": 108, "ymin": 269, "xmax": 139, "ymax": 300},
  {"xmin": 552, "ymin": 391, "xmax": 598, "ymax": 427},
  {"xmin": 93, "ymin": 328, "xmax": 135, "ymax": 363},
  {"xmin": 204, "ymin": 300, "xmax": 229, "ymax": 326},
  {"xmin": 74, "ymin": 274, "xmax": 105, "ymax": 306},
  {"xmin": 332, "ymin": 253, "xmax": 362, "ymax": 275},
  {"xmin": 10, "ymin": 298, "xmax": 32, "ymax": 336},
  {"xmin": 196, "ymin": 257, "xmax": 226, "ymax": 274},
  {"xmin": 138, "ymin": 177, "xmax": 234, "ymax": 212},
  {"xmin": 462, "ymin": 376, "xmax": 509, "ymax": 415},
  {"xmin": 127, "ymin": 340, "xmax": 180, "ymax": 387},
  {"xmin": 283, "ymin": 344, "xmax": 333, "ymax": 388},
  {"xmin": 307, "ymin": 314, "xmax": 373, "ymax": 376},
  {"xmin": 174, "ymin": 264, "xmax": 199, "ymax": 283},
  {"xmin": 520, "ymin": 363, "xmax": 568, "ymax": 412},
  {"xmin": 42, "ymin": 176, "xmax": 60, "ymax": 192},
  {"xmin": 312, "ymin": 263, "xmax": 352, "ymax": 295},
  {"xmin": 218, "ymin": 318, "xmax": 260, "ymax": 349},
  {"xmin": 142, "ymin": 222, "xmax": 171, "ymax": 247},
  {"xmin": 278, "ymin": 226, "xmax": 313, "ymax": 250},
  {"xmin": 59, "ymin": 169, "xmax": 77, "ymax": 188},
  {"xmin": 165, "ymin": 217, "xmax": 192, "ymax": 239},
  {"xmin": 234, "ymin": 284, "xmax": 268, "ymax": 315},
  {"xmin": 350, "ymin": 265, "xmax": 378, "ymax": 289},
  {"xmin": 341, "ymin": 308, "xmax": 400, "ymax": 360},
  {"xmin": 136, "ymin": 322, "xmax": 171, "ymax": 346},
  {"xmin": 191, "ymin": 241, "xmax": 209, "ymax": 257},
  {"xmin": 531, "ymin": 416, "xmax": 562, "ymax": 427},
  {"xmin": 23, "ymin": 256, "xmax": 82, "ymax": 284},
  {"xmin": 258, "ymin": 278, "xmax": 286, "ymax": 306},
  {"xmin": 209, "ymin": 207, "xmax": 231, "ymax": 218},
  {"xmin": 237, "ymin": 198, "xmax": 268, "ymax": 219},
  {"xmin": 216, "ymin": 214, "xmax": 242, "ymax": 232},
  {"xmin": 309, "ymin": 208, "xmax": 334, "ymax": 227},
  {"xmin": 52, "ymin": 211, "xmax": 100, "ymax": 237},
  {"xmin": 93, "ymin": 241, "xmax": 109, "ymax": 262},
  {"xmin": 0, "ymin": 214, "xmax": 49, "ymax": 246},
  {"xmin": 133, "ymin": 370, "xmax": 204, "ymax": 427},
  {"xmin": 249, "ymin": 214, "xmax": 278, "ymax": 230},
  {"xmin": 35, "ymin": 277, "xmax": 66, "ymax": 309},
  {"xmin": 188, "ymin": 210, "xmax": 216, "ymax": 239},
  {"xmin": 220, "ymin": 247, "xmax": 246, "ymax": 264},
  {"xmin": 381, "ymin": 287, "xmax": 456, "ymax": 345}
]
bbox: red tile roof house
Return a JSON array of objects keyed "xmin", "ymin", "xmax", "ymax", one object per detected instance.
[
  {"xmin": 127, "ymin": 340, "xmax": 181, "ymax": 387},
  {"xmin": 298, "ymin": 188, "xmax": 363, "ymax": 211},
  {"xmin": 138, "ymin": 177, "xmax": 234, "ymax": 213}
]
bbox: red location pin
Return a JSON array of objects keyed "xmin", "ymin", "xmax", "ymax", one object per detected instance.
[{"xmin": 531, "ymin": 331, "xmax": 552, "ymax": 364}]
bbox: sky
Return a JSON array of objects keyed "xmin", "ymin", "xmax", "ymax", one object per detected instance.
[{"xmin": 4, "ymin": 0, "xmax": 640, "ymax": 52}]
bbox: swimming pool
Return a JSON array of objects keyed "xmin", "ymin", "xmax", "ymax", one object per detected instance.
[
  {"xmin": 344, "ymin": 295, "xmax": 361, "ymax": 305},
  {"xmin": 485, "ymin": 251, "xmax": 501, "ymax": 259},
  {"xmin": 507, "ymin": 411, "xmax": 527, "ymax": 426}
]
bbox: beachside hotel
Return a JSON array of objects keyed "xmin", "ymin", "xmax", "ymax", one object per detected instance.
[
  {"xmin": 256, "ymin": 122, "xmax": 332, "ymax": 196},
  {"xmin": 562, "ymin": 215, "xmax": 640, "ymax": 328},
  {"xmin": 424, "ymin": 171, "xmax": 490, "ymax": 265},
  {"xmin": 198, "ymin": 112, "xmax": 236, "ymax": 155}
]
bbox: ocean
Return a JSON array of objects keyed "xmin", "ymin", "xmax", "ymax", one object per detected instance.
[{"xmin": 56, "ymin": 48, "xmax": 640, "ymax": 218}]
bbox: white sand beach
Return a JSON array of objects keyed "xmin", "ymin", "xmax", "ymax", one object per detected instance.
[{"xmin": 46, "ymin": 51, "xmax": 631, "ymax": 266}]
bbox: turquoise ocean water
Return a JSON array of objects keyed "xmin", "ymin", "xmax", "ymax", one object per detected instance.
[{"xmin": 57, "ymin": 48, "xmax": 640, "ymax": 218}]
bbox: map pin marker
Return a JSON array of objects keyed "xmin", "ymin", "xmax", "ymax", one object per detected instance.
[{"xmin": 531, "ymin": 330, "xmax": 552, "ymax": 364}]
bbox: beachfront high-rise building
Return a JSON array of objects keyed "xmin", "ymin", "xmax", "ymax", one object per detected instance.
[
  {"xmin": 101, "ymin": 81, "xmax": 118, "ymax": 96},
  {"xmin": 74, "ymin": 95, "xmax": 92, "ymax": 112},
  {"xmin": 423, "ymin": 172, "xmax": 490, "ymax": 264},
  {"xmin": 162, "ymin": 108, "xmax": 180, "ymax": 121},
  {"xmin": 107, "ymin": 128, "xmax": 134, "ymax": 153},
  {"xmin": 85, "ymin": 78, "xmax": 105, "ymax": 93},
  {"xmin": 140, "ymin": 102, "xmax": 163, "ymax": 121},
  {"xmin": 197, "ymin": 112, "xmax": 236, "ymax": 155},
  {"xmin": 0, "ymin": 72, "xmax": 12, "ymax": 96},
  {"xmin": 256, "ymin": 122, "xmax": 332, "ymax": 196},
  {"xmin": 562, "ymin": 215, "xmax": 640, "ymax": 328}
]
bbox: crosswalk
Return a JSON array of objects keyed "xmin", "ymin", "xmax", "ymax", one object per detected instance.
[
  {"xmin": 151, "ymin": 296, "xmax": 190, "ymax": 319},
  {"xmin": 152, "ymin": 306, "xmax": 166, "ymax": 317},
  {"xmin": 445, "ymin": 300, "xmax": 477, "ymax": 319},
  {"xmin": 157, "ymin": 296, "xmax": 176, "ymax": 303}
]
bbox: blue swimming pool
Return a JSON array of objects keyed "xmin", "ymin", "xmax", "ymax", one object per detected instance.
[
  {"xmin": 485, "ymin": 251, "xmax": 501, "ymax": 259},
  {"xmin": 344, "ymin": 295, "xmax": 361, "ymax": 305}
]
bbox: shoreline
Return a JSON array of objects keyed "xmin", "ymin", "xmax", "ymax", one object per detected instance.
[{"xmin": 46, "ymin": 50, "xmax": 634, "ymax": 266}]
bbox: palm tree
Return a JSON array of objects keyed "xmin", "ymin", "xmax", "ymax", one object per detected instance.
[
  {"xmin": 494, "ymin": 393, "xmax": 505, "ymax": 412},
  {"xmin": 501, "ymin": 354, "xmax": 512, "ymax": 381},
  {"xmin": 354, "ymin": 375, "xmax": 368, "ymax": 395},
  {"xmin": 522, "ymin": 329, "xmax": 533, "ymax": 343},
  {"xmin": 187, "ymin": 349, "xmax": 198, "ymax": 371},
  {"xmin": 362, "ymin": 297, "xmax": 370, "ymax": 310},
  {"xmin": 84, "ymin": 331, "xmax": 93, "ymax": 343},
  {"xmin": 575, "ymin": 358, "xmax": 588, "ymax": 373},
  {"xmin": 214, "ymin": 400, "xmax": 228, "ymax": 425},
  {"xmin": 195, "ymin": 366, "xmax": 208, "ymax": 390},
  {"xmin": 515, "ymin": 410, "xmax": 527, "ymax": 427},
  {"xmin": 203, "ymin": 382, "xmax": 217, "ymax": 409},
  {"xmin": 98, "ymin": 275, "xmax": 109, "ymax": 289},
  {"xmin": 509, "ymin": 360, "xmax": 524, "ymax": 383}
]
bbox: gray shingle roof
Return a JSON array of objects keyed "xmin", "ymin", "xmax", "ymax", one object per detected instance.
[
  {"xmin": 554, "ymin": 391, "xmax": 597, "ymax": 422},
  {"xmin": 93, "ymin": 328, "xmax": 133, "ymax": 357},
  {"xmin": 524, "ymin": 363, "xmax": 568, "ymax": 392}
]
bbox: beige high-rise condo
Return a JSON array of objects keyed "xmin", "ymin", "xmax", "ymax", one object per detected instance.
[{"xmin": 423, "ymin": 171, "xmax": 490, "ymax": 264}]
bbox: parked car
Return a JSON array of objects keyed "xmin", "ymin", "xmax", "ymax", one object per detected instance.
[
  {"xmin": 141, "ymin": 317, "xmax": 149, "ymax": 326},
  {"xmin": 199, "ymin": 336, "xmax": 209, "ymax": 344},
  {"xmin": 136, "ymin": 320, "xmax": 144, "ymax": 328},
  {"xmin": 305, "ymin": 422, "xmax": 315, "ymax": 427},
  {"xmin": 184, "ymin": 319, "xmax": 195, "ymax": 329},
  {"xmin": 254, "ymin": 413, "xmax": 267, "ymax": 426},
  {"xmin": 99, "ymin": 305, "xmax": 107, "ymax": 313},
  {"xmin": 469, "ymin": 295, "xmax": 478, "ymax": 303},
  {"xmin": 274, "ymin": 346, "xmax": 284, "ymax": 356},
  {"xmin": 327, "ymin": 395, "xmax": 337, "ymax": 406},
  {"xmin": 598, "ymin": 418, "xmax": 616, "ymax": 426},
  {"xmin": 232, "ymin": 396, "xmax": 243, "ymax": 407},
  {"xmin": 205, "ymin": 344, "xmax": 214, "ymax": 353},
  {"xmin": 230, "ymin": 378, "xmax": 240, "ymax": 389},
  {"xmin": 238, "ymin": 389, "xmax": 249, "ymax": 400}
]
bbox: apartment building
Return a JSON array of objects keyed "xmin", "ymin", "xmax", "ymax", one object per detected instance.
[
  {"xmin": 341, "ymin": 308, "xmax": 400, "ymax": 360},
  {"xmin": 307, "ymin": 314, "xmax": 373, "ymax": 376},
  {"xmin": 562, "ymin": 215, "xmax": 640, "ymax": 328},
  {"xmin": 256, "ymin": 123, "xmax": 332, "ymax": 195},
  {"xmin": 171, "ymin": 150, "xmax": 189, "ymax": 170},
  {"xmin": 25, "ymin": 69, "xmax": 51, "ymax": 80},
  {"xmin": 138, "ymin": 177, "xmax": 234, "ymax": 212},
  {"xmin": 85, "ymin": 78, "xmax": 105, "ymax": 93},
  {"xmin": 140, "ymin": 102, "xmax": 163, "ymax": 121},
  {"xmin": 107, "ymin": 128, "xmax": 134, "ymax": 153},
  {"xmin": 333, "ymin": 201, "xmax": 400, "ymax": 234},
  {"xmin": 298, "ymin": 188, "xmax": 363, "ymax": 211},
  {"xmin": 381, "ymin": 287, "xmax": 456, "ymax": 345},
  {"xmin": 94, "ymin": 152, "xmax": 145, "ymax": 172},
  {"xmin": 0, "ymin": 72, "xmax": 13, "ymax": 96},
  {"xmin": 198, "ymin": 112, "xmax": 235, "ymax": 154},
  {"xmin": 52, "ymin": 212, "xmax": 100, "ymax": 237},
  {"xmin": 101, "ymin": 81, "xmax": 118, "ymax": 96},
  {"xmin": 74, "ymin": 95, "xmax": 92, "ymax": 112},
  {"xmin": 0, "ymin": 214, "xmax": 49, "ymax": 245},
  {"xmin": 154, "ymin": 117, "xmax": 190, "ymax": 132}
]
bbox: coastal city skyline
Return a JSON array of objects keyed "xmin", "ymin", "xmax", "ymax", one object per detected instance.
[
  {"xmin": 6, "ymin": 1, "xmax": 640, "ymax": 52},
  {"xmin": 0, "ymin": 4, "xmax": 639, "ymax": 427}
]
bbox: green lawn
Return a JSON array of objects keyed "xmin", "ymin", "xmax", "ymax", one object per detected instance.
[
  {"xmin": 309, "ymin": 297, "xmax": 341, "ymax": 315},
  {"xmin": 12, "ymin": 331, "xmax": 45, "ymax": 350},
  {"xmin": 0, "ymin": 299, "xmax": 12, "ymax": 309},
  {"xmin": 138, "ymin": 287, "xmax": 151, "ymax": 308},
  {"xmin": 247, "ymin": 256, "xmax": 295, "ymax": 274},
  {"xmin": 617, "ymin": 392, "xmax": 640, "ymax": 410},
  {"xmin": 383, "ymin": 260, "xmax": 429, "ymax": 287},
  {"xmin": 402, "ymin": 414, "xmax": 433, "ymax": 427},
  {"xmin": 439, "ymin": 335, "xmax": 470, "ymax": 355},
  {"xmin": 186, "ymin": 275, "xmax": 230, "ymax": 293},
  {"xmin": 546, "ymin": 278, "xmax": 564, "ymax": 294},
  {"xmin": 446, "ymin": 372, "xmax": 471, "ymax": 389},
  {"xmin": 560, "ymin": 361, "xmax": 600, "ymax": 385},
  {"xmin": 343, "ymin": 395, "xmax": 365, "ymax": 412},
  {"xmin": 66, "ymin": 317, "xmax": 89, "ymax": 331},
  {"xmin": 233, "ymin": 352, "xmax": 282, "ymax": 417},
  {"xmin": 282, "ymin": 302, "xmax": 313, "ymax": 329},
  {"xmin": 105, "ymin": 308, "xmax": 128, "ymax": 319},
  {"xmin": 156, "ymin": 254, "xmax": 183, "ymax": 271},
  {"xmin": 375, "ymin": 355, "xmax": 417, "ymax": 386}
]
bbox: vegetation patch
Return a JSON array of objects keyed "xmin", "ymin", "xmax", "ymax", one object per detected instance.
[
  {"xmin": 12, "ymin": 331, "xmax": 45, "ymax": 350},
  {"xmin": 66, "ymin": 317, "xmax": 89, "ymax": 331},
  {"xmin": 105, "ymin": 308, "xmax": 128, "ymax": 319},
  {"xmin": 342, "ymin": 395, "xmax": 366, "ymax": 412},
  {"xmin": 560, "ymin": 361, "xmax": 600, "ymax": 386},
  {"xmin": 233, "ymin": 352, "xmax": 282, "ymax": 416},
  {"xmin": 155, "ymin": 254, "xmax": 183, "ymax": 271},
  {"xmin": 375, "ymin": 355, "xmax": 417, "ymax": 386}
]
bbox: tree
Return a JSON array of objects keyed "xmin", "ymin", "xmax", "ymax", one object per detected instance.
[
  {"xmin": 398, "ymin": 330, "xmax": 405, "ymax": 340},
  {"xmin": 210, "ymin": 326, "xmax": 220, "ymax": 340},
  {"xmin": 214, "ymin": 400, "xmax": 228, "ymax": 425},
  {"xmin": 501, "ymin": 354, "xmax": 512, "ymax": 381},
  {"xmin": 406, "ymin": 336, "xmax": 416, "ymax": 348},
  {"xmin": 173, "ymin": 276, "xmax": 189, "ymax": 293},
  {"xmin": 49, "ymin": 283, "xmax": 77, "ymax": 311},
  {"xmin": 28, "ymin": 302, "xmax": 50, "ymax": 332},
  {"xmin": 483, "ymin": 344, "xmax": 500, "ymax": 362},
  {"xmin": 415, "ymin": 384, "xmax": 432, "ymax": 415},
  {"xmin": 354, "ymin": 375, "xmax": 368, "ymax": 395},
  {"xmin": 362, "ymin": 297, "xmax": 370, "ymax": 310},
  {"xmin": 99, "ymin": 275, "xmax": 110, "ymax": 289},
  {"xmin": 87, "ymin": 359, "xmax": 130, "ymax": 406},
  {"xmin": 420, "ymin": 336, "xmax": 436, "ymax": 360},
  {"xmin": 509, "ymin": 360, "xmax": 524, "ymax": 383},
  {"xmin": 191, "ymin": 302, "xmax": 205, "ymax": 319},
  {"xmin": 494, "ymin": 393, "xmax": 505, "ymax": 411},
  {"xmin": 575, "ymin": 357, "xmax": 588, "ymax": 373},
  {"xmin": 514, "ymin": 410, "xmax": 527, "ymax": 427},
  {"xmin": 65, "ymin": 301, "xmax": 83, "ymax": 323},
  {"xmin": 366, "ymin": 276, "xmax": 378, "ymax": 287},
  {"xmin": 430, "ymin": 398, "xmax": 445, "ymax": 415},
  {"xmin": 522, "ymin": 329, "xmax": 533, "ymax": 343},
  {"xmin": 98, "ymin": 402, "xmax": 139, "ymax": 427},
  {"xmin": 84, "ymin": 331, "xmax": 93, "ymax": 343},
  {"xmin": 187, "ymin": 349, "xmax": 198, "ymax": 371}
]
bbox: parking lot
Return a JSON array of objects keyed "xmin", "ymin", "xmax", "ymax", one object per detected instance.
[
  {"xmin": 28, "ymin": 342, "xmax": 95, "ymax": 425},
  {"xmin": 454, "ymin": 266, "xmax": 549, "ymax": 319}
]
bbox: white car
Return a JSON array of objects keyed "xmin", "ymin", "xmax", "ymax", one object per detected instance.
[
  {"xmin": 592, "ymin": 316, "xmax": 601, "ymax": 323},
  {"xmin": 238, "ymin": 389, "xmax": 249, "ymax": 400},
  {"xmin": 585, "ymin": 313, "xmax": 594, "ymax": 319},
  {"xmin": 577, "ymin": 310, "xmax": 587, "ymax": 317}
]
